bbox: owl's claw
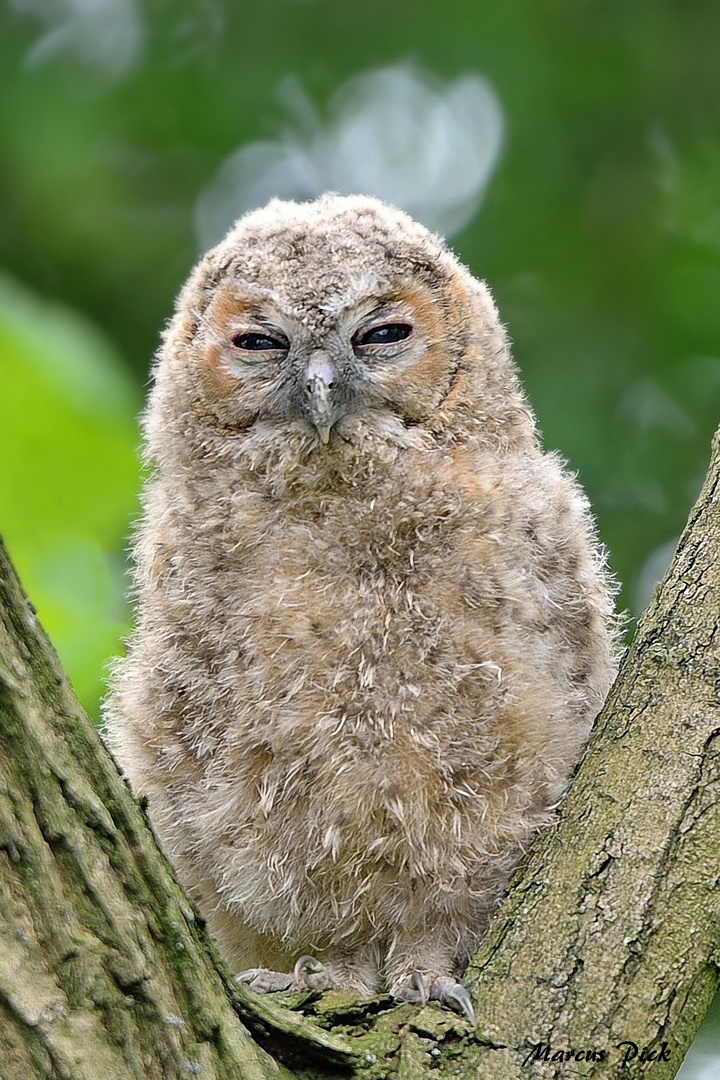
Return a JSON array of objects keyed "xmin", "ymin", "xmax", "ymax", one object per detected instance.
[
  {"xmin": 293, "ymin": 954, "xmax": 330, "ymax": 989},
  {"xmin": 393, "ymin": 970, "xmax": 427, "ymax": 1005},
  {"xmin": 410, "ymin": 970, "xmax": 428, "ymax": 1006},
  {"xmin": 429, "ymin": 976, "xmax": 476, "ymax": 1025},
  {"xmin": 394, "ymin": 973, "xmax": 475, "ymax": 1024}
]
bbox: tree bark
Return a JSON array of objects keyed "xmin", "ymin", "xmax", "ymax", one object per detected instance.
[{"xmin": 1, "ymin": 425, "xmax": 719, "ymax": 1080}]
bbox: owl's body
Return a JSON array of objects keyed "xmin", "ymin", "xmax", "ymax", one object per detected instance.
[{"xmin": 106, "ymin": 195, "xmax": 617, "ymax": 1008}]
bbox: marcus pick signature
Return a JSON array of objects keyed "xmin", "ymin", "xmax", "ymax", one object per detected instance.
[{"xmin": 522, "ymin": 1040, "xmax": 672, "ymax": 1068}]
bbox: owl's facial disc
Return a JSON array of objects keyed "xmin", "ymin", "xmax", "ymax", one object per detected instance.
[{"xmin": 201, "ymin": 285, "xmax": 440, "ymax": 439}]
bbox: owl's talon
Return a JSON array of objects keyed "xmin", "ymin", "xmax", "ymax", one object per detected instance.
[
  {"xmin": 410, "ymin": 970, "xmax": 428, "ymax": 1006},
  {"xmin": 293, "ymin": 954, "xmax": 328, "ymax": 988},
  {"xmin": 430, "ymin": 977, "xmax": 476, "ymax": 1025},
  {"xmin": 392, "ymin": 970, "xmax": 428, "ymax": 1005}
]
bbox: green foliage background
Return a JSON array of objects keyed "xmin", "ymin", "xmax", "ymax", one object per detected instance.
[{"xmin": 0, "ymin": 2, "xmax": 718, "ymax": 1071}]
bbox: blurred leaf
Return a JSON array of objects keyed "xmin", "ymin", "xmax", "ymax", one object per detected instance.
[
  {"xmin": 0, "ymin": 273, "xmax": 140, "ymax": 717},
  {"xmin": 11, "ymin": 0, "xmax": 144, "ymax": 80},
  {"xmin": 195, "ymin": 67, "xmax": 504, "ymax": 249}
]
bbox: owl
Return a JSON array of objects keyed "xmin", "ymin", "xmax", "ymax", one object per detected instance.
[{"xmin": 105, "ymin": 194, "xmax": 618, "ymax": 1022}]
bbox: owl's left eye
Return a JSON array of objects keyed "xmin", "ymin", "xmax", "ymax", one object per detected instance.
[
  {"xmin": 355, "ymin": 323, "xmax": 413, "ymax": 348},
  {"xmin": 233, "ymin": 332, "xmax": 289, "ymax": 351}
]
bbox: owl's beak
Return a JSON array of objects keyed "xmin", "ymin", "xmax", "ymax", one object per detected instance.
[{"xmin": 304, "ymin": 355, "xmax": 339, "ymax": 445}]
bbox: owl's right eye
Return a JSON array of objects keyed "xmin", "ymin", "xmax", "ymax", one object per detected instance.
[
  {"xmin": 355, "ymin": 322, "xmax": 413, "ymax": 347},
  {"xmin": 232, "ymin": 332, "xmax": 289, "ymax": 352}
]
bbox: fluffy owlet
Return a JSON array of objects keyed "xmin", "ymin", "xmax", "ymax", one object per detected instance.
[{"xmin": 105, "ymin": 194, "xmax": 618, "ymax": 1021}]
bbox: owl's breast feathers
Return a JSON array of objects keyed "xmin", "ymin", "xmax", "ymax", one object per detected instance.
[{"xmin": 145, "ymin": 437, "xmax": 610, "ymax": 834}]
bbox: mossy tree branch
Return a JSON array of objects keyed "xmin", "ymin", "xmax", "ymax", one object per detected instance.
[{"xmin": 1, "ymin": 424, "xmax": 719, "ymax": 1079}]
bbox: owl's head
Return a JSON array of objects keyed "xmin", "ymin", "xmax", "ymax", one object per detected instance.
[{"xmin": 151, "ymin": 195, "xmax": 534, "ymax": 464}]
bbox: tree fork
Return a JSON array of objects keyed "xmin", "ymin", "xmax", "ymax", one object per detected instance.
[{"xmin": 0, "ymin": 425, "xmax": 719, "ymax": 1080}]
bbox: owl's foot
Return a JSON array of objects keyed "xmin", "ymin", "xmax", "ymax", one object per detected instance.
[
  {"xmin": 236, "ymin": 968, "xmax": 294, "ymax": 993},
  {"xmin": 237, "ymin": 954, "xmax": 375, "ymax": 994},
  {"xmin": 235, "ymin": 955, "xmax": 329, "ymax": 994},
  {"xmin": 290, "ymin": 955, "xmax": 381, "ymax": 994},
  {"xmin": 394, "ymin": 972, "xmax": 476, "ymax": 1025}
]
